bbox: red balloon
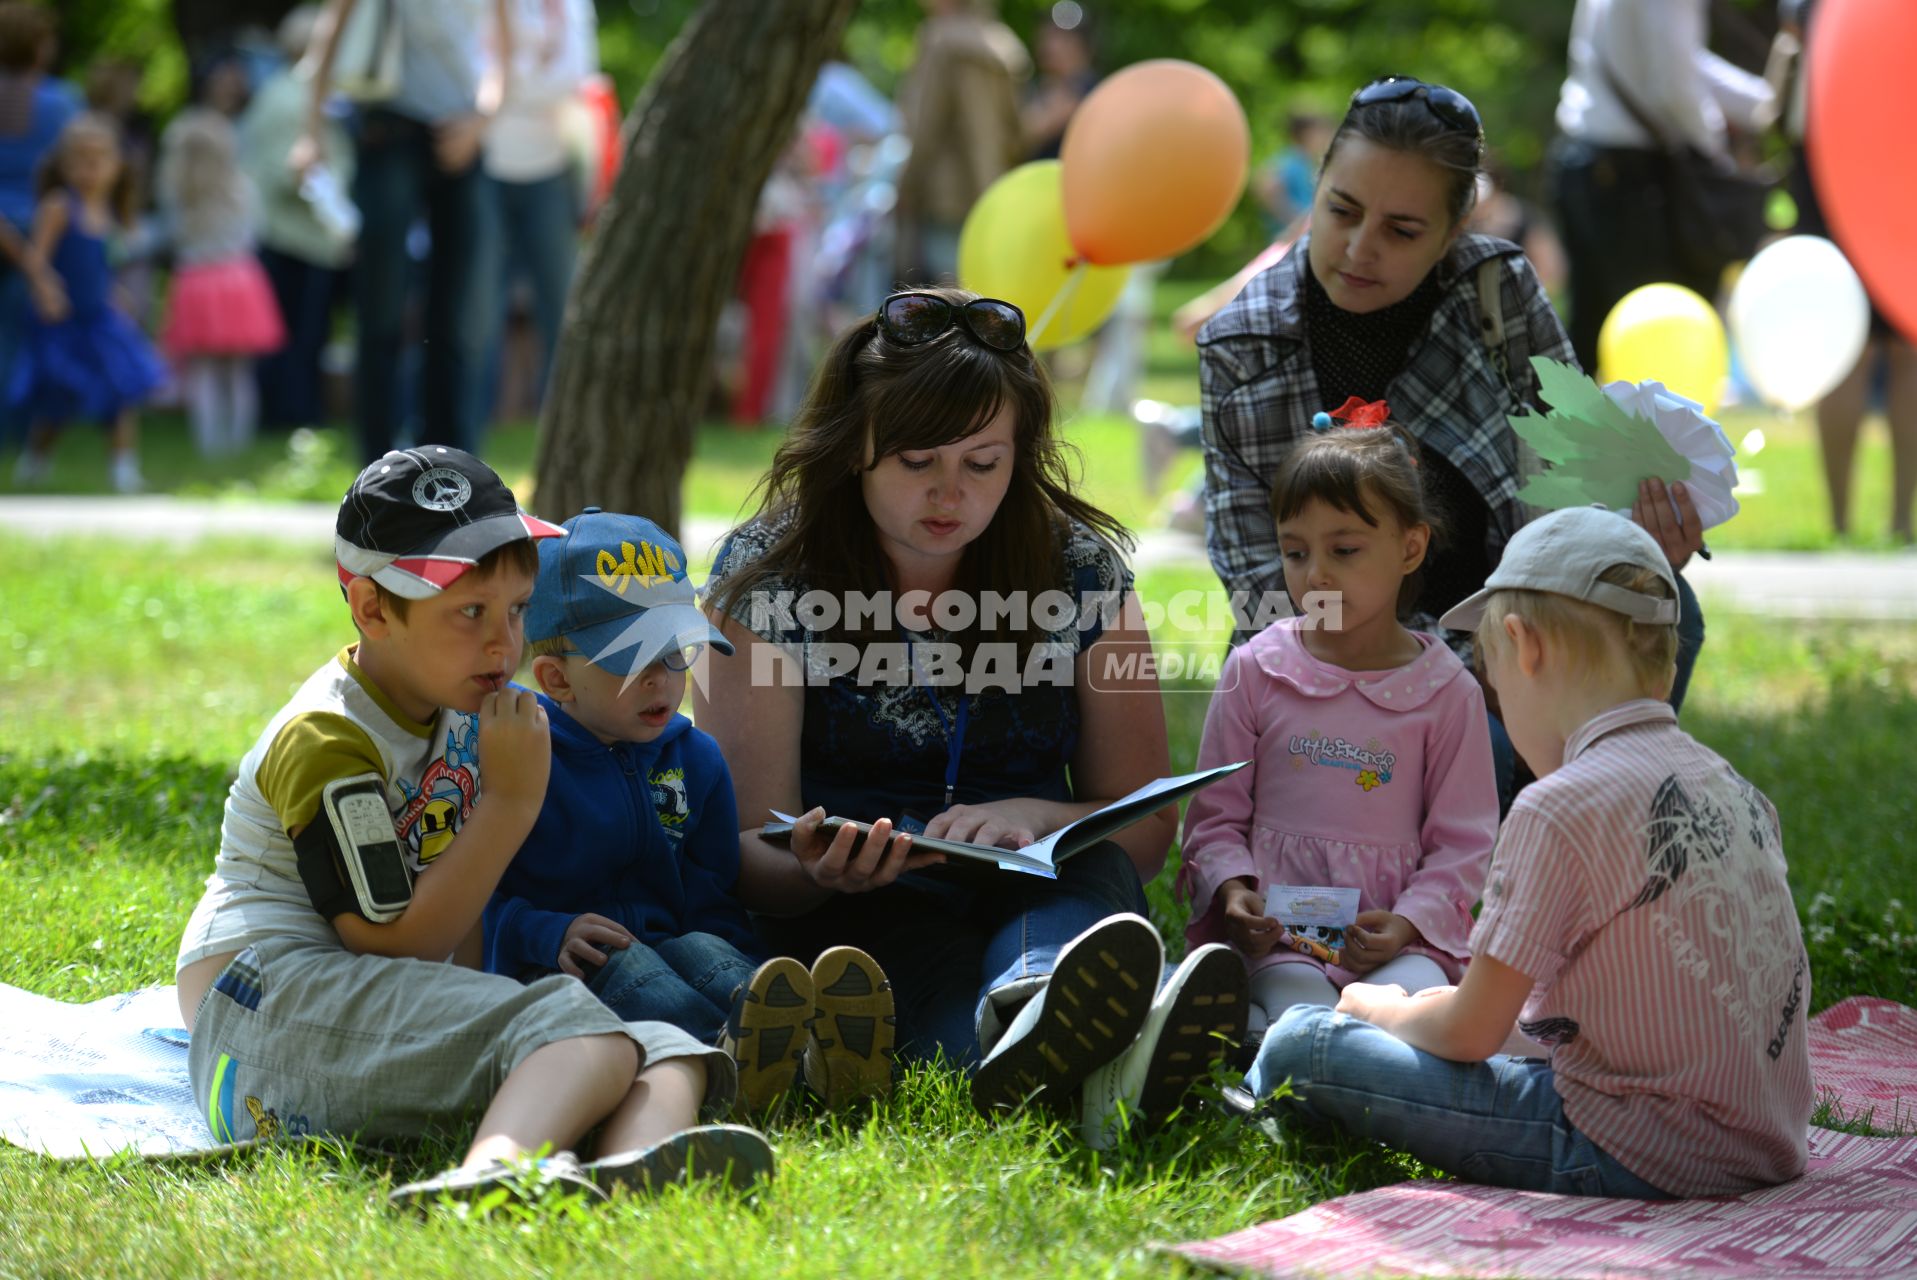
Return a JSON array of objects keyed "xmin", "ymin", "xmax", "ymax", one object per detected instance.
[{"xmin": 1807, "ymin": 0, "xmax": 1917, "ymax": 343}]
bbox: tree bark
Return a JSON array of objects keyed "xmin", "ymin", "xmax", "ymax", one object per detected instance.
[{"xmin": 533, "ymin": 0, "xmax": 857, "ymax": 535}]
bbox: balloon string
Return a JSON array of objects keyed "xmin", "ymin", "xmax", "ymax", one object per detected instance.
[{"xmin": 1028, "ymin": 261, "xmax": 1088, "ymax": 348}]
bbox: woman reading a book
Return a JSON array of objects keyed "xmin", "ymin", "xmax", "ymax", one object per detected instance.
[
  {"xmin": 1195, "ymin": 76, "xmax": 1706, "ymax": 810},
  {"xmin": 700, "ymin": 289, "xmax": 1245, "ymax": 1132}
]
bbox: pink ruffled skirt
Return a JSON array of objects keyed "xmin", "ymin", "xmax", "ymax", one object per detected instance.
[{"xmin": 163, "ymin": 255, "xmax": 286, "ymax": 357}]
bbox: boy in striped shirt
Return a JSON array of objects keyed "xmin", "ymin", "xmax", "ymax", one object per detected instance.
[{"xmin": 1245, "ymin": 506, "xmax": 1812, "ymax": 1198}]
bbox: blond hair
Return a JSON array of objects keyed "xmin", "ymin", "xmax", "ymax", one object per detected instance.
[
  {"xmin": 526, "ymin": 636, "xmax": 574, "ymax": 660},
  {"xmin": 1475, "ymin": 562, "xmax": 1678, "ymax": 699}
]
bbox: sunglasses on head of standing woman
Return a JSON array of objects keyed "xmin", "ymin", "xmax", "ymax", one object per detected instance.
[{"xmin": 1349, "ymin": 76, "xmax": 1485, "ymax": 153}]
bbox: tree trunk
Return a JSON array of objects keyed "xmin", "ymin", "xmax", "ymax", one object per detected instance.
[{"xmin": 533, "ymin": 0, "xmax": 857, "ymax": 536}]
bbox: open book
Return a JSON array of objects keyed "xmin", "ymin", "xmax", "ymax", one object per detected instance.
[{"xmin": 760, "ymin": 762, "xmax": 1248, "ymax": 878}]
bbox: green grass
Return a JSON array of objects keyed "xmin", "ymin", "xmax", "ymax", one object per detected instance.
[
  {"xmin": 3, "ymin": 275, "xmax": 1912, "ymax": 1272},
  {"xmin": 3, "ymin": 519, "xmax": 1913, "ymax": 1276}
]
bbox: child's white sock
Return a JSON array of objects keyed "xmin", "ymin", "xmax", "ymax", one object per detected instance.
[{"xmin": 1246, "ymin": 963, "xmax": 1339, "ymax": 1036}]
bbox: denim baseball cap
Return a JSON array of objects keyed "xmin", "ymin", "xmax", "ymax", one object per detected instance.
[
  {"xmin": 1439, "ymin": 505, "xmax": 1680, "ymax": 632},
  {"xmin": 525, "ymin": 508, "xmax": 733, "ymax": 675}
]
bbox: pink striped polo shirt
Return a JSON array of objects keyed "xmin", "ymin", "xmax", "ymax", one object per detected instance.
[{"xmin": 1472, "ymin": 699, "xmax": 1813, "ymax": 1198}]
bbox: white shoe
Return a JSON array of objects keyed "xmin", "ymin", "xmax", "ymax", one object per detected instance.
[
  {"xmin": 110, "ymin": 452, "xmax": 145, "ymax": 494},
  {"xmin": 971, "ymin": 912, "xmax": 1164, "ymax": 1118},
  {"xmin": 1078, "ymin": 943, "xmax": 1247, "ymax": 1150}
]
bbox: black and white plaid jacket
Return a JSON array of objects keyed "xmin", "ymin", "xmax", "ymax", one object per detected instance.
[{"xmin": 1197, "ymin": 233, "xmax": 1576, "ymax": 645}]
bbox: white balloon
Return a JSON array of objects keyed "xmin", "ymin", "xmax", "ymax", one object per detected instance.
[{"xmin": 1729, "ymin": 235, "xmax": 1871, "ymax": 412}]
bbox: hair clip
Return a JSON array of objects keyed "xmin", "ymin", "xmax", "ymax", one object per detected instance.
[
  {"xmin": 1310, "ymin": 412, "xmax": 1335, "ymax": 433},
  {"xmin": 1328, "ymin": 396, "xmax": 1392, "ymax": 428}
]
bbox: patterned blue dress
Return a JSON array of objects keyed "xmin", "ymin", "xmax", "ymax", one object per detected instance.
[{"xmin": 8, "ymin": 194, "xmax": 167, "ymax": 424}]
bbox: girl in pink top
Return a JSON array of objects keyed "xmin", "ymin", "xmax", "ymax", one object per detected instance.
[{"xmin": 1181, "ymin": 415, "xmax": 1499, "ymax": 1036}]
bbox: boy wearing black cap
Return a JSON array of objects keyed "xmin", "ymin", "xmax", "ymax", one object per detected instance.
[
  {"xmin": 491, "ymin": 509, "xmax": 897, "ymax": 1115},
  {"xmin": 174, "ymin": 448, "xmax": 773, "ymax": 1209}
]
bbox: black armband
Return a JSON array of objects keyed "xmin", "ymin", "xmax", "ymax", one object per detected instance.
[{"xmin": 292, "ymin": 775, "xmax": 415, "ymax": 923}]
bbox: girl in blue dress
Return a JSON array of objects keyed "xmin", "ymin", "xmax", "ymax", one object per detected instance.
[{"xmin": 10, "ymin": 113, "xmax": 166, "ymax": 492}]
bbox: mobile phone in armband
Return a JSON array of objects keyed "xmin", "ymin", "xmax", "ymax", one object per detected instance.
[{"xmin": 320, "ymin": 775, "xmax": 413, "ymax": 922}]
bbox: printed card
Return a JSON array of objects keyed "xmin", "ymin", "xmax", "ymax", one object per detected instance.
[
  {"xmin": 1264, "ymin": 884, "xmax": 1362, "ymax": 967},
  {"xmin": 1264, "ymin": 885, "xmax": 1361, "ymax": 927}
]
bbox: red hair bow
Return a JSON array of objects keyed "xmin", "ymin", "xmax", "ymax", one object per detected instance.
[{"xmin": 1329, "ymin": 396, "xmax": 1392, "ymax": 428}]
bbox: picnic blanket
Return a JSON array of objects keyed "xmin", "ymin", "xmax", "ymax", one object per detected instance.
[
  {"xmin": 1806, "ymin": 996, "xmax": 1917, "ymax": 1130},
  {"xmin": 0, "ymin": 984, "xmax": 240, "ymax": 1160},
  {"xmin": 1169, "ymin": 1128, "xmax": 1917, "ymax": 1279}
]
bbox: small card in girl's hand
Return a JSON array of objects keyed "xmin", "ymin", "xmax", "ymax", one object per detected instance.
[{"xmin": 1265, "ymin": 885, "xmax": 1362, "ymax": 966}]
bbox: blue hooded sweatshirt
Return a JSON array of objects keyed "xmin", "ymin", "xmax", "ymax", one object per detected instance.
[{"xmin": 483, "ymin": 694, "xmax": 760, "ymax": 975}]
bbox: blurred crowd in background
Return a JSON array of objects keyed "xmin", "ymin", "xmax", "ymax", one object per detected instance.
[{"xmin": 0, "ymin": 0, "xmax": 1904, "ymax": 541}]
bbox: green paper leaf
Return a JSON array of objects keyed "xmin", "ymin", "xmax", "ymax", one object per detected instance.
[{"xmin": 1510, "ymin": 357, "xmax": 1694, "ymax": 509}]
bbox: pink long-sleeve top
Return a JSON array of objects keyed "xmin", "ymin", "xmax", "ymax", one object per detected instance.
[{"xmin": 1180, "ymin": 616, "xmax": 1500, "ymax": 983}]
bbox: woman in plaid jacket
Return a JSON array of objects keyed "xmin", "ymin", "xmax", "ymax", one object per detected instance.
[{"xmin": 1197, "ymin": 77, "xmax": 1708, "ymax": 808}]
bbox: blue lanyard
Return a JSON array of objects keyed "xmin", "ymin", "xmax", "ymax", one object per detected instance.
[{"xmin": 905, "ymin": 636, "xmax": 968, "ymax": 808}]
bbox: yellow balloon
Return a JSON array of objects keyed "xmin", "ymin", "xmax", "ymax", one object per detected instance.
[
  {"xmin": 958, "ymin": 160, "xmax": 1129, "ymax": 352},
  {"xmin": 1597, "ymin": 283, "xmax": 1729, "ymax": 414}
]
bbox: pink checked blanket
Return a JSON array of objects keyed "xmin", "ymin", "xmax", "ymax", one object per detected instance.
[
  {"xmin": 1172, "ymin": 999, "xmax": 1917, "ymax": 1279},
  {"xmin": 1171, "ymin": 1129, "xmax": 1917, "ymax": 1279},
  {"xmin": 1806, "ymin": 996, "xmax": 1917, "ymax": 1129}
]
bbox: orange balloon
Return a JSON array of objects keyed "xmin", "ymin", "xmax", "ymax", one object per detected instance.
[
  {"xmin": 1808, "ymin": 0, "xmax": 1917, "ymax": 343},
  {"xmin": 1060, "ymin": 59, "xmax": 1250, "ymax": 266}
]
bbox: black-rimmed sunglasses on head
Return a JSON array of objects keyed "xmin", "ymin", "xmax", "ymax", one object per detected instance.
[
  {"xmin": 877, "ymin": 292, "xmax": 1027, "ymax": 352},
  {"xmin": 1350, "ymin": 76, "xmax": 1484, "ymax": 151}
]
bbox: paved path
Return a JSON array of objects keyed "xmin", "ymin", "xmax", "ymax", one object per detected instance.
[{"xmin": 4, "ymin": 495, "xmax": 1913, "ymax": 620}]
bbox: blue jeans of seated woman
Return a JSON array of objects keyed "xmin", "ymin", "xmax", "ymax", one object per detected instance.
[
  {"xmin": 580, "ymin": 932, "xmax": 760, "ymax": 1044},
  {"xmin": 1490, "ymin": 571, "xmax": 1705, "ymax": 814},
  {"xmin": 1247, "ymin": 1004, "xmax": 1671, "ymax": 1199},
  {"xmin": 754, "ymin": 839, "xmax": 1148, "ymax": 1070}
]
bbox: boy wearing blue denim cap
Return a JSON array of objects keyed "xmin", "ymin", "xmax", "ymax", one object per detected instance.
[{"xmin": 487, "ymin": 509, "xmax": 898, "ymax": 1114}]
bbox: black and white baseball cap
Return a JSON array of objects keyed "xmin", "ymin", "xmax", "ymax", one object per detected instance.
[{"xmin": 336, "ymin": 446, "xmax": 565, "ymax": 598}]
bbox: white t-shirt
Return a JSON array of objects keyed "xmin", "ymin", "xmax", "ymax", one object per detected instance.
[{"xmin": 484, "ymin": 0, "xmax": 598, "ymax": 183}]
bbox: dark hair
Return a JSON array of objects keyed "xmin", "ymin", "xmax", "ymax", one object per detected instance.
[
  {"xmin": 1321, "ymin": 93, "xmax": 1482, "ymax": 226},
  {"xmin": 711, "ymin": 286, "xmax": 1131, "ymax": 662},
  {"xmin": 0, "ymin": 1, "xmax": 53, "ymax": 74},
  {"xmin": 373, "ymin": 538, "xmax": 540, "ymax": 623},
  {"xmin": 1270, "ymin": 424, "xmax": 1441, "ymax": 615}
]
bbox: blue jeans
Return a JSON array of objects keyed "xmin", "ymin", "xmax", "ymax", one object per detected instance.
[
  {"xmin": 582, "ymin": 932, "xmax": 760, "ymax": 1044},
  {"xmin": 351, "ymin": 108, "xmax": 493, "ymax": 459},
  {"xmin": 756, "ymin": 840, "xmax": 1148, "ymax": 1069},
  {"xmin": 1490, "ymin": 570, "xmax": 1706, "ymax": 813},
  {"xmin": 1247, "ymin": 1005, "xmax": 1671, "ymax": 1199},
  {"xmin": 474, "ymin": 170, "xmax": 578, "ymax": 416}
]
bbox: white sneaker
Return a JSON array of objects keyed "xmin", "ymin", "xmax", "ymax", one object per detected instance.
[
  {"xmin": 1078, "ymin": 943, "xmax": 1247, "ymax": 1150},
  {"xmin": 971, "ymin": 912, "xmax": 1164, "ymax": 1118},
  {"xmin": 110, "ymin": 451, "xmax": 145, "ymax": 494}
]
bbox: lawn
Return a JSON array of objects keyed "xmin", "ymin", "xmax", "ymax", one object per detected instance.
[{"xmin": 3, "ymin": 280, "xmax": 1913, "ymax": 1275}]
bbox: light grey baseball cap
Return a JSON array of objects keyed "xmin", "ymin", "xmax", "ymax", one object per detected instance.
[{"xmin": 1439, "ymin": 505, "xmax": 1680, "ymax": 633}]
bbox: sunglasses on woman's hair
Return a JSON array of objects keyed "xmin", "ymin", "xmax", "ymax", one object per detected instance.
[
  {"xmin": 876, "ymin": 292, "xmax": 1027, "ymax": 352},
  {"xmin": 1350, "ymin": 76, "xmax": 1485, "ymax": 149}
]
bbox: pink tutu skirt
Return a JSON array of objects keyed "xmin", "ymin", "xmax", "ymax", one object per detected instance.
[{"xmin": 163, "ymin": 255, "xmax": 286, "ymax": 358}]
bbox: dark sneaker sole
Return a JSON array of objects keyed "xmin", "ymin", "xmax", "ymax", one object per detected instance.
[
  {"xmin": 723, "ymin": 957, "xmax": 814, "ymax": 1115},
  {"xmin": 806, "ymin": 946, "xmax": 896, "ymax": 1107},
  {"xmin": 971, "ymin": 915, "xmax": 1162, "ymax": 1117},
  {"xmin": 1134, "ymin": 946, "xmax": 1248, "ymax": 1117},
  {"xmin": 585, "ymin": 1124, "xmax": 775, "ymax": 1196}
]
